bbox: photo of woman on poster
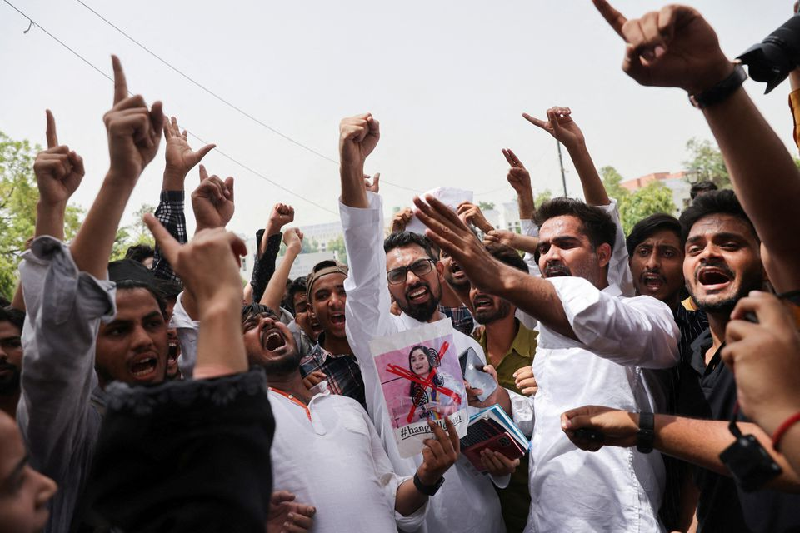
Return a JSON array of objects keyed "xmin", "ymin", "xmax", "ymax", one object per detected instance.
[{"xmin": 408, "ymin": 345, "xmax": 462, "ymax": 421}]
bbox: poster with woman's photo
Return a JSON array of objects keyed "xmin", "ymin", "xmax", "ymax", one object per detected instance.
[{"xmin": 369, "ymin": 319, "xmax": 468, "ymax": 458}]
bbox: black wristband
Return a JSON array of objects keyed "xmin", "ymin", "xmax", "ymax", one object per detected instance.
[
  {"xmin": 689, "ymin": 63, "xmax": 748, "ymax": 109},
  {"xmin": 413, "ymin": 473, "xmax": 444, "ymax": 496},
  {"xmin": 637, "ymin": 411, "xmax": 655, "ymax": 454}
]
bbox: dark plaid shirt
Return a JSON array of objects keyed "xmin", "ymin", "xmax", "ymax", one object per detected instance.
[
  {"xmin": 151, "ymin": 191, "xmax": 187, "ymax": 282},
  {"xmin": 439, "ymin": 304, "xmax": 475, "ymax": 336},
  {"xmin": 300, "ymin": 335, "xmax": 366, "ymax": 411}
]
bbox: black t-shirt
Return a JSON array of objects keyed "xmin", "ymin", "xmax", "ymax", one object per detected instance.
[{"xmin": 676, "ymin": 329, "xmax": 800, "ymax": 533}]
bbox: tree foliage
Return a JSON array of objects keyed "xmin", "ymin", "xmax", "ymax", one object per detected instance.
[
  {"xmin": 600, "ymin": 166, "xmax": 677, "ymax": 235},
  {"xmin": 0, "ymin": 132, "xmax": 82, "ymax": 299},
  {"xmin": 534, "ymin": 190, "xmax": 553, "ymax": 209},
  {"xmin": 478, "ymin": 201, "xmax": 496, "ymax": 212},
  {"xmin": 682, "ymin": 137, "xmax": 730, "ymax": 188},
  {"xmin": 327, "ymin": 235, "xmax": 348, "ymax": 266},
  {"xmin": 109, "ymin": 204, "xmax": 156, "ymax": 262}
]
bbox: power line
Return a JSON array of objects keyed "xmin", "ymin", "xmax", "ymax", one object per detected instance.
[
  {"xmin": 1, "ymin": 0, "xmax": 339, "ymax": 215},
  {"xmin": 73, "ymin": 0, "xmax": 422, "ymax": 195}
]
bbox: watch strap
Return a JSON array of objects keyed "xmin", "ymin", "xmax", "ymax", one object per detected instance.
[
  {"xmin": 637, "ymin": 411, "xmax": 655, "ymax": 454},
  {"xmin": 413, "ymin": 473, "xmax": 444, "ymax": 496},
  {"xmin": 689, "ymin": 63, "xmax": 748, "ymax": 109}
]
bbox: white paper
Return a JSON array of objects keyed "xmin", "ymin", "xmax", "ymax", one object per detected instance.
[{"xmin": 405, "ymin": 187, "xmax": 473, "ymax": 235}]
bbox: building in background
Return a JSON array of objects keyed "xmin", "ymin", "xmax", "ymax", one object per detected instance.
[{"xmin": 620, "ymin": 171, "xmax": 693, "ymax": 215}]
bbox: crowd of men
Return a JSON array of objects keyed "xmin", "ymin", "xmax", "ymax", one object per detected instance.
[{"xmin": 2, "ymin": 1, "xmax": 800, "ymax": 532}]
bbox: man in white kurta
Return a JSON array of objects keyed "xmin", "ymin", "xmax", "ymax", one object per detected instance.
[
  {"xmin": 338, "ymin": 113, "xmax": 507, "ymax": 533},
  {"xmin": 413, "ymin": 194, "xmax": 681, "ymax": 532}
]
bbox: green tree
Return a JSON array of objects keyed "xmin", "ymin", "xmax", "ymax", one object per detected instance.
[
  {"xmin": 534, "ymin": 190, "xmax": 553, "ymax": 209},
  {"xmin": 302, "ymin": 237, "xmax": 319, "ymax": 254},
  {"xmin": 0, "ymin": 132, "xmax": 82, "ymax": 299},
  {"xmin": 683, "ymin": 137, "xmax": 730, "ymax": 188},
  {"xmin": 327, "ymin": 235, "xmax": 347, "ymax": 266},
  {"xmin": 478, "ymin": 201, "xmax": 496, "ymax": 212},
  {"xmin": 600, "ymin": 166, "xmax": 630, "ymax": 201},
  {"xmin": 618, "ymin": 182, "xmax": 677, "ymax": 234}
]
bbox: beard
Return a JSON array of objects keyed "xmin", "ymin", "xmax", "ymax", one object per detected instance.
[
  {"xmin": 400, "ymin": 280, "xmax": 442, "ymax": 323},
  {"xmin": 254, "ymin": 349, "xmax": 302, "ymax": 375},
  {"xmin": 0, "ymin": 362, "xmax": 20, "ymax": 396},
  {"xmin": 693, "ymin": 266, "xmax": 764, "ymax": 316},
  {"xmin": 543, "ymin": 262, "xmax": 572, "ymax": 278},
  {"xmin": 473, "ymin": 299, "xmax": 513, "ymax": 325}
]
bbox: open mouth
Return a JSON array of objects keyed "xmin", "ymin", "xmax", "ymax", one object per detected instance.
[
  {"xmin": 407, "ymin": 285, "xmax": 430, "ymax": 304},
  {"xmin": 262, "ymin": 329, "xmax": 287, "ymax": 352},
  {"xmin": 641, "ymin": 272, "xmax": 665, "ymax": 292},
  {"xmin": 472, "ymin": 295, "xmax": 493, "ymax": 311},
  {"xmin": 329, "ymin": 312, "xmax": 346, "ymax": 327},
  {"xmin": 697, "ymin": 266, "xmax": 733, "ymax": 291},
  {"xmin": 129, "ymin": 354, "xmax": 159, "ymax": 380},
  {"xmin": 544, "ymin": 264, "xmax": 571, "ymax": 278},
  {"xmin": 450, "ymin": 262, "xmax": 466, "ymax": 281}
]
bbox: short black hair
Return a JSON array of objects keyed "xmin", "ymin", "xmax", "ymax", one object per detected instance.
[
  {"xmin": 0, "ymin": 306, "xmax": 24, "ymax": 331},
  {"xmin": 679, "ymin": 189, "xmax": 758, "ymax": 243},
  {"xmin": 690, "ymin": 181, "xmax": 718, "ymax": 200},
  {"xmin": 535, "ymin": 197, "xmax": 617, "ymax": 250},
  {"xmin": 155, "ymin": 279, "xmax": 182, "ymax": 302},
  {"xmin": 241, "ymin": 303, "xmax": 277, "ymax": 325},
  {"xmin": 485, "ymin": 242, "xmax": 528, "ymax": 273},
  {"xmin": 626, "ymin": 213, "xmax": 683, "ymax": 257},
  {"xmin": 285, "ymin": 276, "xmax": 308, "ymax": 314},
  {"xmin": 383, "ymin": 231, "xmax": 437, "ymax": 261},
  {"xmin": 125, "ymin": 244, "xmax": 155, "ymax": 263},
  {"xmin": 115, "ymin": 279, "xmax": 168, "ymax": 319}
]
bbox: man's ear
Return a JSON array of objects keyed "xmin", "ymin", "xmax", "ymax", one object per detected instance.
[
  {"xmin": 596, "ymin": 242, "xmax": 612, "ymax": 269},
  {"xmin": 436, "ymin": 260, "xmax": 445, "ymax": 282}
]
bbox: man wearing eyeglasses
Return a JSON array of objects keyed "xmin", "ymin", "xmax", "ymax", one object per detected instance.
[{"xmin": 337, "ymin": 113, "xmax": 509, "ymax": 533}]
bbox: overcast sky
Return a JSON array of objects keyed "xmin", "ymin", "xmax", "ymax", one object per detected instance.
[{"xmin": 1, "ymin": 0, "xmax": 795, "ymax": 236}]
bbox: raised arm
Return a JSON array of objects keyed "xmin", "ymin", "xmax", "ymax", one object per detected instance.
[
  {"xmin": 151, "ymin": 116, "xmax": 215, "ymax": 281},
  {"xmin": 592, "ymin": 0, "xmax": 800, "ymax": 292},
  {"xmin": 251, "ymin": 203, "xmax": 293, "ymax": 304},
  {"xmin": 523, "ymin": 107, "xmax": 609, "ymax": 206},
  {"xmin": 13, "ymin": 110, "xmax": 85, "ymax": 311},
  {"xmin": 340, "ymin": 113, "xmax": 380, "ymax": 208},
  {"xmin": 261, "ymin": 228, "xmax": 303, "ymax": 312},
  {"xmin": 70, "ymin": 55, "xmax": 163, "ymax": 280}
]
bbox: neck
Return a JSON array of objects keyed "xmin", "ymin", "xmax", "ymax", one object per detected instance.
[
  {"xmin": 267, "ymin": 370, "xmax": 312, "ymax": 403},
  {"xmin": 665, "ymin": 292, "xmax": 681, "ymax": 312},
  {"xmin": 485, "ymin": 315, "xmax": 518, "ymax": 367},
  {"xmin": 705, "ymin": 310, "xmax": 730, "ymax": 364},
  {"xmin": 322, "ymin": 332, "xmax": 351, "ymax": 355},
  {"xmin": 0, "ymin": 391, "xmax": 20, "ymax": 421}
]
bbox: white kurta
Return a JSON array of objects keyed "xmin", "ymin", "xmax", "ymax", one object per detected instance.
[
  {"xmin": 341, "ymin": 193, "xmax": 506, "ymax": 533},
  {"xmin": 270, "ymin": 384, "xmax": 426, "ymax": 532},
  {"xmin": 511, "ymin": 276, "xmax": 679, "ymax": 533}
]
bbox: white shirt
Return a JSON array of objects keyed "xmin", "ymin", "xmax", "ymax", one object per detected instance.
[
  {"xmin": 341, "ymin": 193, "xmax": 506, "ymax": 533},
  {"xmin": 172, "ymin": 307, "xmax": 426, "ymax": 532},
  {"xmin": 270, "ymin": 383, "xmax": 426, "ymax": 532},
  {"xmin": 511, "ymin": 276, "xmax": 679, "ymax": 533}
]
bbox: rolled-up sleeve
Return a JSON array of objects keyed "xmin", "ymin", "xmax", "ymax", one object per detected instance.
[
  {"xmin": 172, "ymin": 291, "xmax": 200, "ymax": 379},
  {"xmin": 17, "ymin": 237, "xmax": 116, "ymax": 530},
  {"xmin": 548, "ymin": 276, "xmax": 679, "ymax": 369}
]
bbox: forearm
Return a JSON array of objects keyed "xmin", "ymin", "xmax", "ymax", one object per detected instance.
[
  {"xmin": 654, "ymin": 415, "xmax": 800, "ymax": 491},
  {"xmin": 161, "ymin": 166, "xmax": 186, "ymax": 193},
  {"xmin": 394, "ymin": 479, "xmax": 428, "ymax": 516},
  {"xmin": 516, "ymin": 187, "xmax": 535, "ymax": 221},
  {"xmin": 703, "ymin": 88, "xmax": 800, "ymax": 292},
  {"xmin": 498, "ymin": 265, "xmax": 576, "ymax": 339},
  {"xmin": 70, "ymin": 171, "xmax": 134, "ymax": 279},
  {"xmin": 566, "ymin": 141, "xmax": 609, "ymax": 206},
  {"xmin": 194, "ymin": 291, "xmax": 247, "ymax": 379},
  {"xmin": 341, "ymin": 162, "xmax": 368, "ymax": 208},
  {"xmin": 261, "ymin": 248, "xmax": 299, "ymax": 310},
  {"xmin": 35, "ymin": 201, "xmax": 66, "ymax": 241},
  {"xmin": 509, "ymin": 233, "xmax": 539, "ymax": 254},
  {"xmin": 251, "ymin": 233, "xmax": 281, "ymax": 303}
]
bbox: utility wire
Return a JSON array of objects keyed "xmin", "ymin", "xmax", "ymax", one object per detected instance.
[
  {"xmin": 73, "ymin": 0, "xmax": 422, "ymax": 194},
  {"xmin": 2, "ymin": 0, "xmax": 339, "ymax": 215}
]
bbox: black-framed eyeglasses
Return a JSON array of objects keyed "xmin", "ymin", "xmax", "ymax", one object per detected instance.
[{"xmin": 387, "ymin": 258, "xmax": 435, "ymax": 285}]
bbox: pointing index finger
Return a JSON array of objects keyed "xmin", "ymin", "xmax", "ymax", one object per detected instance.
[
  {"xmin": 111, "ymin": 55, "xmax": 128, "ymax": 105},
  {"xmin": 144, "ymin": 213, "xmax": 180, "ymax": 267},
  {"xmin": 46, "ymin": 109, "xmax": 58, "ymax": 148},
  {"xmin": 592, "ymin": 0, "xmax": 628, "ymax": 38}
]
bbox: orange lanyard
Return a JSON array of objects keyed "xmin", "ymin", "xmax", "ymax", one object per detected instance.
[{"xmin": 269, "ymin": 387, "xmax": 312, "ymax": 421}]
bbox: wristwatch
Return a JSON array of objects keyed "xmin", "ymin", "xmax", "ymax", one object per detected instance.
[
  {"xmin": 413, "ymin": 473, "xmax": 445, "ymax": 496},
  {"xmin": 689, "ymin": 63, "xmax": 748, "ymax": 109},
  {"xmin": 637, "ymin": 411, "xmax": 655, "ymax": 454}
]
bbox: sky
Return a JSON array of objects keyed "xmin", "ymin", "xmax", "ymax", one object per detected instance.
[{"xmin": 0, "ymin": 0, "xmax": 795, "ymax": 238}]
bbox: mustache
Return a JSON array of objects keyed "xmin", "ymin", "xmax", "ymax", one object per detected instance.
[
  {"xmin": 405, "ymin": 281, "xmax": 431, "ymax": 298},
  {"xmin": 0, "ymin": 361, "xmax": 18, "ymax": 372},
  {"xmin": 640, "ymin": 270, "xmax": 667, "ymax": 283},
  {"xmin": 544, "ymin": 263, "xmax": 572, "ymax": 277},
  {"xmin": 694, "ymin": 260, "xmax": 735, "ymax": 280}
]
